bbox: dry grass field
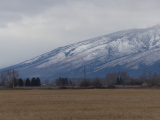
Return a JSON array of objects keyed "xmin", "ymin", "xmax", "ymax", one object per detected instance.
[{"xmin": 0, "ymin": 89, "xmax": 160, "ymax": 120}]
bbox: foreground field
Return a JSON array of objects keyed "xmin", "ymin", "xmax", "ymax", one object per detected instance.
[{"xmin": 0, "ymin": 89, "xmax": 160, "ymax": 120}]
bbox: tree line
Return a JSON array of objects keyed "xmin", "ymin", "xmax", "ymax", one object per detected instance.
[
  {"xmin": 54, "ymin": 77, "xmax": 103, "ymax": 88},
  {"xmin": 1, "ymin": 69, "xmax": 160, "ymax": 88},
  {"xmin": 0, "ymin": 69, "xmax": 41, "ymax": 88},
  {"xmin": 55, "ymin": 71, "xmax": 160, "ymax": 88},
  {"xmin": 105, "ymin": 71, "xmax": 160, "ymax": 86}
]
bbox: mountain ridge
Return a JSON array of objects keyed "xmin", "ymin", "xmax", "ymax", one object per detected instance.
[{"xmin": 2, "ymin": 24, "xmax": 160, "ymax": 80}]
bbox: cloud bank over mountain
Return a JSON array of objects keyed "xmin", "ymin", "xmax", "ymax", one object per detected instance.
[
  {"xmin": 4, "ymin": 25, "xmax": 160, "ymax": 80},
  {"xmin": 1, "ymin": 0, "xmax": 160, "ymax": 68}
]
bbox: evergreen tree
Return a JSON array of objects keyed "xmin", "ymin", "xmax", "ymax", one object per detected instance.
[
  {"xmin": 36, "ymin": 77, "xmax": 41, "ymax": 86},
  {"xmin": 55, "ymin": 77, "xmax": 69, "ymax": 86},
  {"xmin": 25, "ymin": 78, "xmax": 31, "ymax": 86},
  {"xmin": 17, "ymin": 78, "xmax": 23, "ymax": 86},
  {"xmin": 31, "ymin": 77, "xmax": 36, "ymax": 86}
]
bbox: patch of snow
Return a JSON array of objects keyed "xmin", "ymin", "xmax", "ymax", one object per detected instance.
[
  {"xmin": 37, "ymin": 53, "xmax": 66, "ymax": 68},
  {"xmin": 70, "ymin": 44, "xmax": 90, "ymax": 55},
  {"xmin": 24, "ymin": 57, "xmax": 40, "ymax": 64},
  {"xmin": 131, "ymin": 65, "xmax": 139, "ymax": 69}
]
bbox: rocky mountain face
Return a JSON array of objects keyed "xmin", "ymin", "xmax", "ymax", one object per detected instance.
[{"xmin": 3, "ymin": 25, "xmax": 160, "ymax": 80}]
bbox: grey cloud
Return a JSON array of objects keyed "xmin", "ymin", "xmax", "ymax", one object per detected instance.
[
  {"xmin": 1, "ymin": 0, "xmax": 160, "ymax": 68},
  {"xmin": 0, "ymin": 0, "xmax": 59, "ymax": 13},
  {"xmin": 0, "ymin": 0, "xmax": 67, "ymax": 27}
]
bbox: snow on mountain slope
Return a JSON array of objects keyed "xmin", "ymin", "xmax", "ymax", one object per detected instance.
[
  {"xmin": 3, "ymin": 25, "xmax": 160, "ymax": 79},
  {"xmin": 96, "ymin": 47, "xmax": 160, "ymax": 70}
]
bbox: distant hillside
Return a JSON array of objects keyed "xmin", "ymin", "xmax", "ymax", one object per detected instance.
[{"xmin": 3, "ymin": 25, "xmax": 160, "ymax": 80}]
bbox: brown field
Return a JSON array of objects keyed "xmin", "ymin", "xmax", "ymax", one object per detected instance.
[{"xmin": 0, "ymin": 89, "xmax": 160, "ymax": 120}]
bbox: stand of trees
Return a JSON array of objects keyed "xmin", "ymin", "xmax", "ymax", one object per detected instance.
[
  {"xmin": 55, "ymin": 77, "xmax": 72, "ymax": 86},
  {"xmin": 24, "ymin": 77, "xmax": 41, "ymax": 86},
  {"xmin": 1, "ymin": 69, "xmax": 160, "ymax": 89},
  {"xmin": 78, "ymin": 71, "xmax": 160, "ymax": 88},
  {"xmin": 0, "ymin": 69, "xmax": 41, "ymax": 87},
  {"xmin": 105, "ymin": 71, "xmax": 160, "ymax": 86},
  {"xmin": 0, "ymin": 69, "xmax": 19, "ymax": 88},
  {"xmin": 106, "ymin": 71, "xmax": 129, "ymax": 86},
  {"xmin": 17, "ymin": 77, "xmax": 41, "ymax": 87},
  {"xmin": 79, "ymin": 78, "xmax": 103, "ymax": 88}
]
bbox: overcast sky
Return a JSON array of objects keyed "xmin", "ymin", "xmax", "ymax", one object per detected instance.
[{"xmin": 0, "ymin": 0, "xmax": 160, "ymax": 68}]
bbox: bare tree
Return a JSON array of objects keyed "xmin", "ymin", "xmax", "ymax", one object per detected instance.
[
  {"xmin": 92, "ymin": 78, "xmax": 103, "ymax": 88},
  {"xmin": 106, "ymin": 72, "xmax": 117, "ymax": 86},
  {"xmin": 0, "ymin": 69, "xmax": 19, "ymax": 88},
  {"xmin": 80, "ymin": 78, "xmax": 91, "ymax": 87},
  {"xmin": 117, "ymin": 71, "xmax": 129, "ymax": 85},
  {"xmin": 151, "ymin": 72, "xmax": 158, "ymax": 85},
  {"xmin": 140, "ymin": 70, "xmax": 148, "ymax": 84},
  {"xmin": 105, "ymin": 71, "xmax": 130, "ymax": 86}
]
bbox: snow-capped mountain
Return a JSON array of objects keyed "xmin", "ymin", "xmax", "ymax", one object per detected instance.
[{"xmin": 4, "ymin": 25, "xmax": 160, "ymax": 79}]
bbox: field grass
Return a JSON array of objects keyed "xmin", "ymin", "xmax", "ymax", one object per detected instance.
[{"xmin": 0, "ymin": 89, "xmax": 160, "ymax": 120}]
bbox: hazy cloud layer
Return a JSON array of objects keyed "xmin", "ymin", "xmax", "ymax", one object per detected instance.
[{"xmin": 0, "ymin": 0, "xmax": 160, "ymax": 68}]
